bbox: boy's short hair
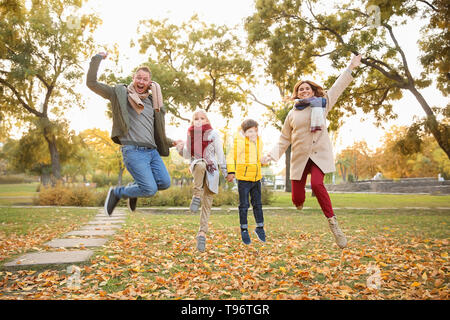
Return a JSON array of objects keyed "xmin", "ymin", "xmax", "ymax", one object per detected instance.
[{"xmin": 241, "ymin": 119, "xmax": 259, "ymax": 133}]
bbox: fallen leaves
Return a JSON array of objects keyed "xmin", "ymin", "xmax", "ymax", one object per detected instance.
[{"xmin": 0, "ymin": 211, "xmax": 449, "ymax": 300}]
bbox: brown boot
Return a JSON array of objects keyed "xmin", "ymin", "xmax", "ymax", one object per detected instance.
[{"xmin": 327, "ymin": 216, "xmax": 347, "ymax": 249}]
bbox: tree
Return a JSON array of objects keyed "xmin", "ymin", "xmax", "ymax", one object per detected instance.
[
  {"xmin": 336, "ymin": 140, "xmax": 379, "ymax": 180},
  {"xmin": 382, "ymin": 125, "xmax": 450, "ymax": 178},
  {"xmin": 3, "ymin": 120, "xmax": 80, "ymax": 185},
  {"xmin": 0, "ymin": 0, "xmax": 101, "ymax": 182},
  {"xmin": 136, "ymin": 15, "xmax": 253, "ymax": 123},
  {"xmin": 244, "ymin": 0, "xmax": 450, "ymax": 159},
  {"xmin": 80, "ymin": 128, "xmax": 126, "ymax": 185}
]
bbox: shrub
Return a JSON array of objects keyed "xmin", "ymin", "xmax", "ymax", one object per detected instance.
[
  {"xmin": 38, "ymin": 185, "xmax": 105, "ymax": 206},
  {"xmin": 37, "ymin": 183, "xmax": 274, "ymax": 207},
  {"xmin": 137, "ymin": 184, "xmax": 273, "ymax": 207},
  {"xmin": 91, "ymin": 174, "xmax": 133, "ymax": 188}
]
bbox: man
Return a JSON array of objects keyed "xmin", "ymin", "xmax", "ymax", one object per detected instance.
[{"xmin": 86, "ymin": 52, "xmax": 180, "ymax": 216}]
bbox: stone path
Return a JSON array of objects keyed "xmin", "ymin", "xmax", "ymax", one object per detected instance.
[{"xmin": 3, "ymin": 209, "xmax": 127, "ymax": 268}]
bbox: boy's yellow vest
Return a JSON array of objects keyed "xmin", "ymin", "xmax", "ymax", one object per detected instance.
[{"xmin": 227, "ymin": 133, "xmax": 263, "ymax": 182}]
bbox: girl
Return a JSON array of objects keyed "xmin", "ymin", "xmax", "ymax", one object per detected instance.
[
  {"xmin": 178, "ymin": 109, "xmax": 228, "ymax": 252},
  {"xmin": 264, "ymin": 54, "xmax": 362, "ymax": 249}
]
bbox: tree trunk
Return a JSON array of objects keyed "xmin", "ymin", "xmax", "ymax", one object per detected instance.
[
  {"xmin": 43, "ymin": 133, "xmax": 62, "ymax": 183},
  {"xmin": 40, "ymin": 119, "xmax": 62, "ymax": 183},
  {"xmin": 41, "ymin": 172, "xmax": 51, "ymax": 186},
  {"xmin": 284, "ymin": 146, "xmax": 291, "ymax": 192},
  {"xmin": 117, "ymin": 166, "xmax": 125, "ymax": 186},
  {"xmin": 408, "ymin": 86, "xmax": 450, "ymax": 159}
]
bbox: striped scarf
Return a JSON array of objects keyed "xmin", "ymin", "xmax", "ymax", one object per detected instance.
[
  {"xmin": 294, "ymin": 97, "xmax": 327, "ymax": 132},
  {"xmin": 126, "ymin": 81, "xmax": 164, "ymax": 114},
  {"xmin": 187, "ymin": 124, "xmax": 216, "ymax": 173}
]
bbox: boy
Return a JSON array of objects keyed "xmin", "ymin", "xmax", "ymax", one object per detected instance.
[{"xmin": 226, "ymin": 119, "xmax": 268, "ymax": 244}]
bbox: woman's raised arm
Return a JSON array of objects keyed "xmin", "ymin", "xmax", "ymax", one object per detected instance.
[{"xmin": 326, "ymin": 54, "xmax": 362, "ymax": 112}]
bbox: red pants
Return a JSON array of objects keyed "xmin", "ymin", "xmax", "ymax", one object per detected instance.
[{"xmin": 291, "ymin": 159, "xmax": 334, "ymax": 218}]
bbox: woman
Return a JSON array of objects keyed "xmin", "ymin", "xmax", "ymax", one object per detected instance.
[{"xmin": 264, "ymin": 54, "xmax": 362, "ymax": 249}]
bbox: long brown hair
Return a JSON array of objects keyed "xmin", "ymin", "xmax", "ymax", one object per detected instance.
[{"xmin": 291, "ymin": 80, "xmax": 325, "ymax": 100}]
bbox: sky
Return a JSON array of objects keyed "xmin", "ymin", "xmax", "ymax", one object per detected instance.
[{"xmin": 47, "ymin": 0, "xmax": 448, "ymax": 173}]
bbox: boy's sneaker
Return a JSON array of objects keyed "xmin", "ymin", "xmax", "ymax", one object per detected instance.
[
  {"xmin": 241, "ymin": 229, "xmax": 251, "ymax": 245},
  {"xmin": 254, "ymin": 227, "xmax": 266, "ymax": 243},
  {"xmin": 190, "ymin": 196, "xmax": 201, "ymax": 213},
  {"xmin": 127, "ymin": 197, "xmax": 137, "ymax": 212},
  {"xmin": 104, "ymin": 187, "xmax": 120, "ymax": 216}
]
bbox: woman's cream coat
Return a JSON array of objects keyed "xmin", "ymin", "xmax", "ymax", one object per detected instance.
[{"xmin": 269, "ymin": 71, "xmax": 353, "ymax": 180}]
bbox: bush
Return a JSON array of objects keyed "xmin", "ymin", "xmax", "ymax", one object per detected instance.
[
  {"xmin": 38, "ymin": 185, "xmax": 105, "ymax": 206},
  {"xmin": 137, "ymin": 184, "xmax": 274, "ymax": 207},
  {"xmin": 37, "ymin": 183, "xmax": 274, "ymax": 207},
  {"xmin": 92, "ymin": 174, "xmax": 133, "ymax": 188}
]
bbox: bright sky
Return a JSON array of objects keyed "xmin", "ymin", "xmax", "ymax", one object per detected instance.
[{"xmin": 62, "ymin": 0, "xmax": 446, "ymax": 174}]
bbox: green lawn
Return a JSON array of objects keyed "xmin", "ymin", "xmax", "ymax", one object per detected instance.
[
  {"xmin": 0, "ymin": 206, "xmax": 448, "ymax": 300},
  {"xmin": 0, "ymin": 183, "xmax": 39, "ymax": 205},
  {"xmin": 1, "ymin": 183, "xmax": 449, "ymax": 208},
  {"xmin": 270, "ymin": 191, "xmax": 450, "ymax": 208}
]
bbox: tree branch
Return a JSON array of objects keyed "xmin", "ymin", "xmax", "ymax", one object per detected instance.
[
  {"xmin": 0, "ymin": 78, "xmax": 42, "ymax": 117},
  {"xmin": 417, "ymin": 0, "xmax": 438, "ymax": 11},
  {"xmin": 382, "ymin": 23, "xmax": 415, "ymax": 85},
  {"xmin": 236, "ymin": 83, "xmax": 276, "ymax": 114}
]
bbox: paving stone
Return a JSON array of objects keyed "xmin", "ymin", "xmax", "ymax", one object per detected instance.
[
  {"xmin": 87, "ymin": 220, "xmax": 124, "ymax": 225},
  {"xmin": 79, "ymin": 225, "xmax": 121, "ymax": 231},
  {"xmin": 45, "ymin": 238, "xmax": 108, "ymax": 248},
  {"xmin": 91, "ymin": 218, "xmax": 125, "ymax": 223},
  {"xmin": 4, "ymin": 250, "xmax": 93, "ymax": 267},
  {"xmin": 93, "ymin": 216, "xmax": 126, "ymax": 220},
  {"xmin": 95, "ymin": 215, "xmax": 126, "ymax": 219},
  {"xmin": 64, "ymin": 230, "xmax": 117, "ymax": 236}
]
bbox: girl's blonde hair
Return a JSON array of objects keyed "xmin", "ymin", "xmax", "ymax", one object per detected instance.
[
  {"xmin": 291, "ymin": 80, "xmax": 325, "ymax": 100},
  {"xmin": 190, "ymin": 109, "xmax": 211, "ymax": 125}
]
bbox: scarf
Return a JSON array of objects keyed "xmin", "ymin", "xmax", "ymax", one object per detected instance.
[
  {"xmin": 187, "ymin": 123, "xmax": 216, "ymax": 173},
  {"xmin": 294, "ymin": 96, "xmax": 327, "ymax": 132},
  {"xmin": 127, "ymin": 81, "xmax": 164, "ymax": 114}
]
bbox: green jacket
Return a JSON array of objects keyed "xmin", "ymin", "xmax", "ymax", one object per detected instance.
[{"xmin": 86, "ymin": 54, "xmax": 173, "ymax": 156}]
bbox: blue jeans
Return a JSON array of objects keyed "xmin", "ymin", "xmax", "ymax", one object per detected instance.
[
  {"xmin": 114, "ymin": 145, "xmax": 171, "ymax": 199},
  {"xmin": 238, "ymin": 180, "xmax": 264, "ymax": 229}
]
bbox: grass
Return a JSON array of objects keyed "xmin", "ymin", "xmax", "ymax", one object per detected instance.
[
  {"xmin": 0, "ymin": 207, "xmax": 97, "ymax": 236},
  {"xmin": 2, "ymin": 183, "xmax": 450, "ymax": 208},
  {"xmin": 0, "ymin": 183, "xmax": 39, "ymax": 205},
  {"xmin": 0, "ymin": 205, "xmax": 448, "ymax": 300},
  {"xmin": 270, "ymin": 191, "xmax": 450, "ymax": 208}
]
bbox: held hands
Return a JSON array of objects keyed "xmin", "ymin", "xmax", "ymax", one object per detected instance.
[
  {"xmin": 261, "ymin": 154, "xmax": 272, "ymax": 165},
  {"xmin": 97, "ymin": 52, "xmax": 108, "ymax": 59},
  {"xmin": 226, "ymin": 174, "xmax": 235, "ymax": 182},
  {"xmin": 174, "ymin": 140, "xmax": 185, "ymax": 153},
  {"xmin": 348, "ymin": 54, "xmax": 362, "ymax": 70}
]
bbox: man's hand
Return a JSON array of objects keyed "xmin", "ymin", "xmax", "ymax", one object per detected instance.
[
  {"xmin": 226, "ymin": 174, "xmax": 235, "ymax": 182},
  {"xmin": 173, "ymin": 139, "xmax": 184, "ymax": 147},
  {"xmin": 97, "ymin": 52, "xmax": 108, "ymax": 60},
  {"xmin": 175, "ymin": 140, "xmax": 185, "ymax": 153}
]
